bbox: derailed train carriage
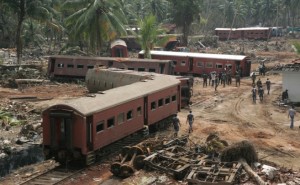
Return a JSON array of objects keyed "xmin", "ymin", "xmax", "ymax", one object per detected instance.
[{"xmin": 42, "ymin": 69, "xmax": 182, "ymax": 165}]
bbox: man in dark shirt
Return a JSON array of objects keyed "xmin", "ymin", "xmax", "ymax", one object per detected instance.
[
  {"xmin": 266, "ymin": 78, "xmax": 271, "ymax": 95},
  {"xmin": 186, "ymin": 111, "xmax": 194, "ymax": 133},
  {"xmin": 172, "ymin": 114, "xmax": 181, "ymax": 137}
]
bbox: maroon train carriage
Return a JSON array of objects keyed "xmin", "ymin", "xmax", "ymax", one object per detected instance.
[
  {"xmin": 42, "ymin": 68, "xmax": 181, "ymax": 165},
  {"xmin": 215, "ymin": 27, "xmax": 272, "ymax": 40},
  {"xmin": 110, "ymin": 39, "xmax": 128, "ymax": 58},
  {"xmin": 138, "ymin": 50, "xmax": 251, "ymax": 77},
  {"xmin": 215, "ymin": 28, "xmax": 242, "ymax": 40},
  {"xmin": 47, "ymin": 55, "xmax": 175, "ymax": 79}
]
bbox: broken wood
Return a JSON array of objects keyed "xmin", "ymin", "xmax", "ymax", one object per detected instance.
[
  {"xmin": 15, "ymin": 79, "xmax": 50, "ymax": 84},
  {"xmin": 239, "ymin": 158, "xmax": 267, "ymax": 185}
]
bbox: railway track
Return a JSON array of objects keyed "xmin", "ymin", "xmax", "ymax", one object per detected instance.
[{"xmin": 19, "ymin": 166, "xmax": 83, "ymax": 185}]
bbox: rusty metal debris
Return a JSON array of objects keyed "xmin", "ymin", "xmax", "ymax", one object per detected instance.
[{"xmin": 186, "ymin": 161, "xmax": 242, "ymax": 185}]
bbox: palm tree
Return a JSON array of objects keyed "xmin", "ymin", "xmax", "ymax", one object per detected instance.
[
  {"xmin": 137, "ymin": 15, "xmax": 168, "ymax": 59},
  {"xmin": 167, "ymin": 0, "xmax": 200, "ymax": 46},
  {"xmin": 64, "ymin": 0, "xmax": 127, "ymax": 55}
]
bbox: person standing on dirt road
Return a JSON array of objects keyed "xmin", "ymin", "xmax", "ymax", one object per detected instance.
[
  {"xmin": 266, "ymin": 78, "xmax": 271, "ymax": 95},
  {"xmin": 288, "ymin": 105, "xmax": 296, "ymax": 129},
  {"xmin": 186, "ymin": 110, "xmax": 194, "ymax": 133},
  {"xmin": 235, "ymin": 71, "xmax": 240, "ymax": 87},
  {"xmin": 258, "ymin": 86, "xmax": 264, "ymax": 102},
  {"xmin": 252, "ymin": 87, "xmax": 257, "ymax": 103},
  {"xmin": 251, "ymin": 72, "xmax": 256, "ymax": 84},
  {"xmin": 202, "ymin": 73, "xmax": 208, "ymax": 87},
  {"xmin": 172, "ymin": 113, "xmax": 181, "ymax": 137}
]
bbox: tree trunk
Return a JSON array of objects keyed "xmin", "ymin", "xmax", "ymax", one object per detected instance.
[
  {"xmin": 16, "ymin": 0, "xmax": 26, "ymax": 64},
  {"xmin": 239, "ymin": 158, "xmax": 267, "ymax": 185}
]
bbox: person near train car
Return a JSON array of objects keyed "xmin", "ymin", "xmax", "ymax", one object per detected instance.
[
  {"xmin": 251, "ymin": 72, "xmax": 256, "ymax": 84},
  {"xmin": 172, "ymin": 113, "xmax": 181, "ymax": 137},
  {"xmin": 221, "ymin": 73, "xmax": 226, "ymax": 87},
  {"xmin": 266, "ymin": 78, "xmax": 271, "ymax": 95},
  {"xmin": 252, "ymin": 87, "xmax": 257, "ymax": 104},
  {"xmin": 215, "ymin": 77, "xmax": 219, "ymax": 92},
  {"xmin": 202, "ymin": 73, "xmax": 208, "ymax": 87},
  {"xmin": 208, "ymin": 74, "xmax": 212, "ymax": 86},
  {"xmin": 211, "ymin": 72, "xmax": 216, "ymax": 87},
  {"xmin": 288, "ymin": 105, "xmax": 296, "ymax": 129},
  {"xmin": 235, "ymin": 71, "xmax": 240, "ymax": 87},
  {"xmin": 282, "ymin": 89, "xmax": 289, "ymax": 104},
  {"xmin": 227, "ymin": 73, "xmax": 232, "ymax": 85},
  {"xmin": 186, "ymin": 110, "xmax": 194, "ymax": 133}
]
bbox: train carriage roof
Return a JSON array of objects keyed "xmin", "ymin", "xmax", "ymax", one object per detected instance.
[
  {"xmin": 44, "ymin": 69, "xmax": 180, "ymax": 116},
  {"xmin": 138, "ymin": 50, "xmax": 248, "ymax": 61},
  {"xmin": 46, "ymin": 55, "xmax": 172, "ymax": 64}
]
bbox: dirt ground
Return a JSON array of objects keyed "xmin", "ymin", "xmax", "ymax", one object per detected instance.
[{"xmin": 1, "ymin": 39, "xmax": 300, "ymax": 184}]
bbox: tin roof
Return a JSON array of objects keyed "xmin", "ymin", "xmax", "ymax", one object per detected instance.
[
  {"xmin": 110, "ymin": 39, "xmax": 127, "ymax": 48},
  {"xmin": 46, "ymin": 55, "xmax": 172, "ymax": 64},
  {"xmin": 139, "ymin": 50, "xmax": 247, "ymax": 61},
  {"xmin": 46, "ymin": 69, "xmax": 180, "ymax": 116}
]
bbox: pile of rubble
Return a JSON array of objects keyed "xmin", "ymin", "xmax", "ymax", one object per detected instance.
[{"xmin": 110, "ymin": 134, "xmax": 300, "ymax": 185}]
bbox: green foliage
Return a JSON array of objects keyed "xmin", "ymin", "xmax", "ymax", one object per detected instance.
[
  {"xmin": 137, "ymin": 15, "xmax": 168, "ymax": 59},
  {"xmin": 0, "ymin": 110, "xmax": 25, "ymax": 126},
  {"xmin": 293, "ymin": 41, "xmax": 300, "ymax": 55}
]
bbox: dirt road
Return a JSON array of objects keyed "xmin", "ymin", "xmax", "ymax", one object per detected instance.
[{"xmin": 179, "ymin": 73, "xmax": 300, "ymax": 170}]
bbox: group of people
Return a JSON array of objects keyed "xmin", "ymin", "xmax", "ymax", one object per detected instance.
[
  {"xmin": 251, "ymin": 73, "xmax": 271, "ymax": 104},
  {"xmin": 172, "ymin": 110, "xmax": 194, "ymax": 137},
  {"xmin": 202, "ymin": 68, "xmax": 242, "ymax": 91}
]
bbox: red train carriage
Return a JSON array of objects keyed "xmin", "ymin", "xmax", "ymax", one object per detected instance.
[
  {"xmin": 110, "ymin": 39, "xmax": 128, "ymax": 57},
  {"xmin": 47, "ymin": 55, "xmax": 175, "ymax": 79},
  {"xmin": 138, "ymin": 50, "xmax": 251, "ymax": 77},
  {"xmin": 215, "ymin": 27, "xmax": 272, "ymax": 40},
  {"xmin": 42, "ymin": 69, "xmax": 181, "ymax": 165}
]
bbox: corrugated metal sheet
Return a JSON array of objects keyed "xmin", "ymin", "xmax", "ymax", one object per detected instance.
[
  {"xmin": 47, "ymin": 69, "xmax": 180, "ymax": 116},
  {"xmin": 110, "ymin": 39, "xmax": 127, "ymax": 48},
  {"xmin": 138, "ymin": 50, "xmax": 247, "ymax": 61}
]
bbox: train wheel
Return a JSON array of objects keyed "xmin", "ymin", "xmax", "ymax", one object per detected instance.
[
  {"xmin": 120, "ymin": 164, "xmax": 135, "ymax": 178},
  {"xmin": 110, "ymin": 162, "xmax": 122, "ymax": 176},
  {"xmin": 133, "ymin": 155, "xmax": 146, "ymax": 170},
  {"xmin": 121, "ymin": 146, "xmax": 132, "ymax": 159}
]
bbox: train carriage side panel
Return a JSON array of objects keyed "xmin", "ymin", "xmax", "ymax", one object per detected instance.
[
  {"xmin": 92, "ymin": 98, "xmax": 145, "ymax": 151},
  {"xmin": 150, "ymin": 55, "xmax": 189, "ymax": 75},
  {"xmin": 147, "ymin": 85, "xmax": 180, "ymax": 125}
]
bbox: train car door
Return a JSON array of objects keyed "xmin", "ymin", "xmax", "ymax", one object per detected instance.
[
  {"xmin": 159, "ymin": 63, "xmax": 165, "ymax": 74},
  {"xmin": 50, "ymin": 111, "xmax": 73, "ymax": 150},
  {"xmin": 144, "ymin": 96, "xmax": 148, "ymax": 125},
  {"xmin": 189, "ymin": 58, "xmax": 193, "ymax": 72},
  {"xmin": 86, "ymin": 116, "xmax": 93, "ymax": 150}
]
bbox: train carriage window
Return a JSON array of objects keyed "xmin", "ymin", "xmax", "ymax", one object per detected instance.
[
  {"xmin": 67, "ymin": 64, "xmax": 74, "ymax": 68},
  {"xmin": 87, "ymin": 65, "xmax": 94, "ymax": 69},
  {"xmin": 158, "ymin": 99, "xmax": 163, "ymax": 107},
  {"xmin": 137, "ymin": 107, "xmax": 142, "ymax": 116},
  {"xmin": 172, "ymin": 95, "xmax": 176, "ymax": 102},
  {"xmin": 57, "ymin": 63, "xmax": 64, "ymax": 68},
  {"xmin": 128, "ymin": 68, "xmax": 134, "ymax": 70},
  {"xmin": 96, "ymin": 121, "xmax": 104, "ymax": 132},
  {"xmin": 165, "ymin": 97, "xmax": 170, "ymax": 104},
  {"xmin": 151, "ymin": 101, "xmax": 156, "ymax": 110},
  {"xmin": 206, "ymin": 62, "xmax": 213, "ymax": 68},
  {"xmin": 138, "ymin": 68, "xmax": 145, "ymax": 71},
  {"xmin": 77, "ymin": 64, "xmax": 84, "ymax": 69},
  {"xmin": 117, "ymin": 113, "xmax": 125, "ymax": 124},
  {"xmin": 107, "ymin": 117, "xmax": 115, "ymax": 128},
  {"xmin": 127, "ymin": 110, "xmax": 133, "ymax": 120},
  {"xmin": 197, "ymin": 62, "xmax": 203, "ymax": 67},
  {"xmin": 216, "ymin": 64, "xmax": 223, "ymax": 69},
  {"xmin": 181, "ymin": 61, "xmax": 186, "ymax": 66},
  {"xmin": 149, "ymin": 68, "xmax": 156, "ymax": 72}
]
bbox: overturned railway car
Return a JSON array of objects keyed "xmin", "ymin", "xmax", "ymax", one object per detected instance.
[
  {"xmin": 215, "ymin": 27, "xmax": 272, "ymax": 40},
  {"xmin": 42, "ymin": 69, "xmax": 181, "ymax": 165},
  {"xmin": 138, "ymin": 50, "xmax": 251, "ymax": 77},
  {"xmin": 47, "ymin": 55, "xmax": 175, "ymax": 79}
]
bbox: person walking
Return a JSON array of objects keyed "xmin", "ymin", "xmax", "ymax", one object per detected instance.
[
  {"xmin": 252, "ymin": 87, "xmax": 257, "ymax": 104},
  {"xmin": 251, "ymin": 72, "xmax": 256, "ymax": 84},
  {"xmin": 186, "ymin": 110, "xmax": 194, "ymax": 133},
  {"xmin": 256, "ymin": 78, "xmax": 262, "ymax": 89},
  {"xmin": 202, "ymin": 73, "xmax": 208, "ymax": 87},
  {"xmin": 211, "ymin": 72, "xmax": 216, "ymax": 87},
  {"xmin": 172, "ymin": 113, "xmax": 181, "ymax": 137},
  {"xmin": 235, "ymin": 72, "xmax": 240, "ymax": 87},
  {"xmin": 266, "ymin": 78, "xmax": 271, "ymax": 95},
  {"xmin": 282, "ymin": 89, "xmax": 289, "ymax": 103},
  {"xmin": 258, "ymin": 86, "xmax": 264, "ymax": 102},
  {"xmin": 288, "ymin": 105, "xmax": 296, "ymax": 129}
]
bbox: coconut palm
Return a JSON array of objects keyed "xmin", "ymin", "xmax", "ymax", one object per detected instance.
[
  {"xmin": 63, "ymin": 0, "xmax": 127, "ymax": 55},
  {"xmin": 137, "ymin": 15, "xmax": 168, "ymax": 59}
]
